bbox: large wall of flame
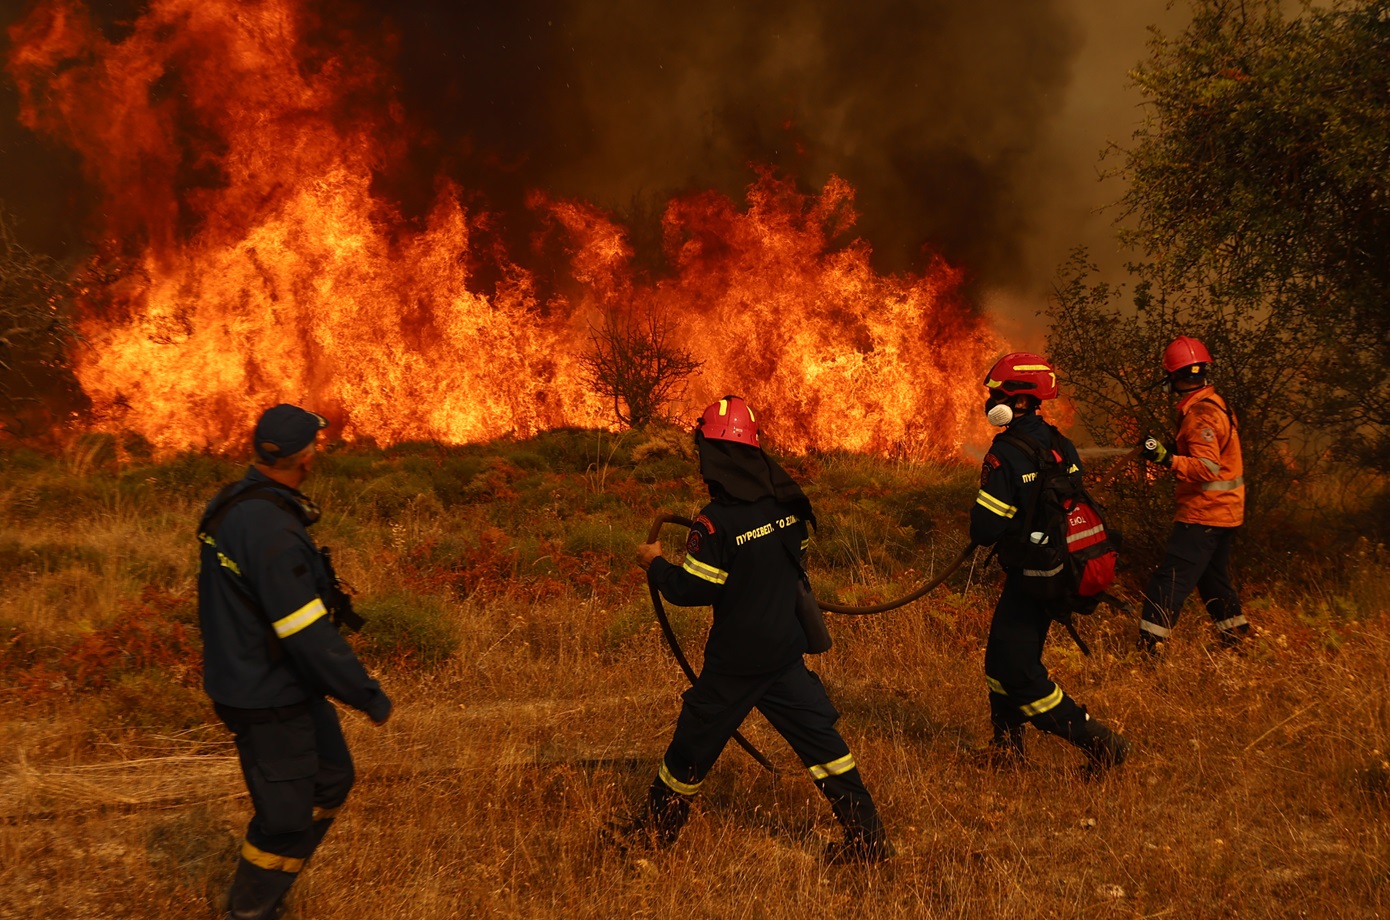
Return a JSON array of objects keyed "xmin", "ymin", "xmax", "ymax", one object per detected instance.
[{"xmin": 6, "ymin": 0, "xmax": 1002, "ymax": 458}]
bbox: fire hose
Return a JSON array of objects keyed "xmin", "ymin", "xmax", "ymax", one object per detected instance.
[{"xmin": 641, "ymin": 449, "xmax": 1143, "ymax": 770}]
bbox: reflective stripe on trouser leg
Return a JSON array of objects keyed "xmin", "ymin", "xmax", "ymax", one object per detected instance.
[
  {"xmin": 241, "ymin": 840, "xmax": 305, "ymax": 874},
  {"xmin": 1195, "ymin": 525, "xmax": 1245, "ymax": 635},
  {"xmin": 1142, "ymin": 522, "xmax": 1224, "ymax": 637},
  {"xmin": 658, "ymin": 760, "xmax": 703, "ymax": 796},
  {"xmin": 749, "ymin": 662, "xmax": 884, "ymax": 843},
  {"xmin": 985, "ymin": 579, "xmax": 1089, "ymax": 741},
  {"xmin": 647, "ymin": 667, "xmax": 777, "ymax": 846}
]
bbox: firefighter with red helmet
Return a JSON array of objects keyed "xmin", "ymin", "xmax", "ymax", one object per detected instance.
[
  {"xmin": 1137, "ymin": 336, "xmax": 1250, "ymax": 654},
  {"xmin": 971, "ymin": 354, "xmax": 1129, "ymax": 771},
  {"xmin": 626, "ymin": 396, "xmax": 889, "ymax": 863}
]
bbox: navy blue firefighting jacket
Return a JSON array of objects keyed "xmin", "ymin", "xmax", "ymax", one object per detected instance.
[
  {"xmin": 970, "ymin": 413, "xmax": 1084, "ymax": 558},
  {"xmin": 197, "ymin": 468, "xmax": 391, "ymax": 719},
  {"xmin": 648, "ymin": 495, "xmax": 810, "ymax": 676}
]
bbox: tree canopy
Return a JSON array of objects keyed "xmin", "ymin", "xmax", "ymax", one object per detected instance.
[{"xmin": 1049, "ymin": 0, "xmax": 1390, "ymax": 535}]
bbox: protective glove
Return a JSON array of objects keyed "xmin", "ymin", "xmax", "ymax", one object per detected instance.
[{"xmin": 1139, "ymin": 437, "xmax": 1172, "ymax": 466}]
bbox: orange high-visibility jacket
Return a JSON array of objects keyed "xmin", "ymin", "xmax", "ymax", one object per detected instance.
[{"xmin": 1170, "ymin": 386, "xmax": 1244, "ymax": 527}]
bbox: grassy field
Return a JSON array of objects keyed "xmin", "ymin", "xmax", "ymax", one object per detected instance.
[{"xmin": 1, "ymin": 427, "xmax": 1388, "ymax": 918}]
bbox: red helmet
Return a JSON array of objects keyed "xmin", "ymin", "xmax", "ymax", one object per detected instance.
[
  {"xmin": 1162, "ymin": 336, "xmax": 1212, "ymax": 373},
  {"xmin": 984, "ymin": 353, "xmax": 1058, "ymax": 400},
  {"xmin": 699, "ymin": 396, "xmax": 759, "ymax": 447}
]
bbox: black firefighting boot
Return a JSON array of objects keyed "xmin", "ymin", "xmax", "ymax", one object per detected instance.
[
  {"xmin": 818, "ymin": 769, "xmax": 892, "ymax": 865},
  {"xmin": 1136, "ymin": 630, "xmax": 1165, "ymax": 659},
  {"xmin": 223, "ymin": 857, "xmax": 296, "ymax": 920},
  {"xmin": 1218, "ymin": 623, "xmax": 1250, "ymax": 650},
  {"xmin": 1072, "ymin": 716, "xmax": 1130, "ymax": 777},
  {"xmin": 635, "ymin": 779, "xmax": 691, "ymax": 848},
  {"xmin": 984, "ymin": 722, "xmax": 1028, "ymax": 772}
]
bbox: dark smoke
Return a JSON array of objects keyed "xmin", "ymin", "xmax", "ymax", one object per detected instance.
[
  {"xmin": 375, "ymin": 0, "xmax": 1082, "ymax": 288},
  {"xmin": 0, "ymin": 0, "xmax": 1182, "ymax": 299}
]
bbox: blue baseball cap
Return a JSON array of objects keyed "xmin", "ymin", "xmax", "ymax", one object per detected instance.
[{"xmin": 253, "ymin": 404, "xmax": 328, "ymax": 462}]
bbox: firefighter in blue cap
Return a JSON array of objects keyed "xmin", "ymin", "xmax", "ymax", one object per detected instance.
[
  {"xmin": 197, "ymin": 404, "xmax": 391, "ymax": 920},
  {"xmin": 626, "ymin": 396, "xmax": 889, "ymax": 864}
]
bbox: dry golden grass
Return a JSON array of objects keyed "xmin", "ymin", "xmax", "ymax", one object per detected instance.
[{"xmin": 1, "ymin": 433, "xmax": 1388, "ymax": 918}]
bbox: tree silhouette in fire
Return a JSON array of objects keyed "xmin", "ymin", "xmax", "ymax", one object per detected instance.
[{"xmin": 581, "ymin": 307, "xmax": 701, "ymax": 429}]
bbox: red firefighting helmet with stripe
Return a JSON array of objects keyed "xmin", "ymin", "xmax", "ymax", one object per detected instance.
[
  {"xmin": 1162, "ymin": 335, "xmax": 1213, "ymax": 374},
  {"xmin": 699, "ymin": 395, "xmax": 759, "ymax": 447},
  {"xmin": 983, "ymin": 353, "xmax": 1058, "ymax": 401}
]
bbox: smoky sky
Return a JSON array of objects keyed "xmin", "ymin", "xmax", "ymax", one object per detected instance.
[
  {"xmin": 0, "ymin": 0, "xmax": 1180, "ymax": 297},
  {"xmin": 375, "ymin": 0, "xmax": 1083, "ymax": 287}
]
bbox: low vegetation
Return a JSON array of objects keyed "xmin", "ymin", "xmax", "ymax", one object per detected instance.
[{"xmin": 1, "ymin": 428, "xmax": 1387, "ymax": 918}]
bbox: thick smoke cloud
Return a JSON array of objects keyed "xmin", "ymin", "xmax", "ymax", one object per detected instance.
[
  {"xmin": 379, "ymin": 0, "xmax": 1082, "ymax": 287},
  {"xmin": 0, "ymin": 0, "xmax": 1181, "ymax": 299}
]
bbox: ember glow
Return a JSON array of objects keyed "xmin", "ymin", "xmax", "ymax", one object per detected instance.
[{"xmin": 8, "ymin": 0, "xmax": 1000, "ymax": 459}]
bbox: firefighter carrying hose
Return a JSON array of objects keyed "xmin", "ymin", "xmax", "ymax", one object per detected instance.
[
  {"xmin": 198, "ymin": 405, "xmax": 392, "ymax": 920},
  {"xmin": 1136, "ymin": 336, "xmax": 1250, "ymax": 655},
  {"xmin": 625, "ymin": 396, "xmax": 890, "ymax": 864},
  {"xmin": 971, "ymin": 354, "xmax": 1130, "ymax": 773}
]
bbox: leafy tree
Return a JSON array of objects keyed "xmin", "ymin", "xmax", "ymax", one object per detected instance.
[
  {"xmin": 1048, "ymin": 0, "xmax": 1390, "ymax": 545},
  {"xmin": 0, "ymin": 204, "xmax": 80, "ymax": 438},
  {"xmin": 581, "ymin": 305, "xmax": 702, "ymax": 429}
]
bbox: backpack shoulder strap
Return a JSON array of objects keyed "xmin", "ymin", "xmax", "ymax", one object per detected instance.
[
  {"xmin": 992, "ymin": 431, "xmax": 1055, "ymax": 536},
  {"xmin": 995, "ymin": 431, "xmax": 1051, "ymax": 467},
  {"xmin": 1197, "ymin": 394, "xmax": 1238, "ymax": 448},
  {"xmin": 761, "ymin": 507, "xmax": 809, "ymax": 577},
  {"xmin": 198, "ymin": 481, "xmax": 297, "ymax": 541}
]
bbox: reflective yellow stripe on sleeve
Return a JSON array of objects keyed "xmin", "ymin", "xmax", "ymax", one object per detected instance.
[
  {"xmin": 975, "ymin": 490, "xmax": 1017, "ymax": 519},
  {"xmin": 808, "ymin": 753, "xmax": 857, "ymax": 780},
  {"xmin": 241, "ymin": 840, "xmax": 305, "ymax": 874},
  {"xmin": 271, "ymin": 597, "xmax": 328, "ymax": 638},
  {"xmin": 986, "ymin": 676, "xmax": 1007, "ymax": 695},
  {"xmin": 682, "ymin": 556, "xmax": 729, "ymax": 585},
  {"xmin": 1200, "ymin": 476, "xmax": 1244, "ymax": 492}
]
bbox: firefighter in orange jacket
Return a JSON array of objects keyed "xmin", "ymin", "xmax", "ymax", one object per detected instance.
[{"xmin": 1137, "ymin": 336, "xmax": 1250, "ymax": 653}]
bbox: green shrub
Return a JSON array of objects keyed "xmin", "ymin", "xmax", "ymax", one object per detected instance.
[
  {"xmin": 429, "ymin": 455, "xmax": 491, "ymax": 507},
  {"xmin": 562, "ymin": 519, "xmax": 639, "ymax": 558},
  {"xmin": 89, "ymin": 669, "xmax": 212, "ymax": 732},
  {"xmin": 632, "ymin": 453, "xmax": 690, "ymax": 483},
  {"xmin": 135, "ymin": 452, "xmax": 240, "ymax": 496},
  {"xmin": 349, "ymin": 469, "xmax": 436, "ymax": 519},
  {"xmin": 316, "ymin": 450, "xmax": 385, "ymax": 482},
  {"xmin": 359, "ymin": 592, "xmax": 460, "ymax": 668},
  {"xmin": 532, "ymin": 427, "xmax": 634, "ymax": 473},
  {"xmin": 0, "ymin": 446, "xmax": 49, "ymax": 474},
  {"xmin": 24, "ymin": 475, "xmax": 115, "ymax": 517}
]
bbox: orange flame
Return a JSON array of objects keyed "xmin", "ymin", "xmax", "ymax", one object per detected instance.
[{"xmin": 8, "ymin": 0, "xmax": 1001, "ymax": 459}]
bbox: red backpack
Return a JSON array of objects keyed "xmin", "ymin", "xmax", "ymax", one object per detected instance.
[{"xmin": 995, "ymin": 428, "xmax": 1119, "ymax": 615}]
